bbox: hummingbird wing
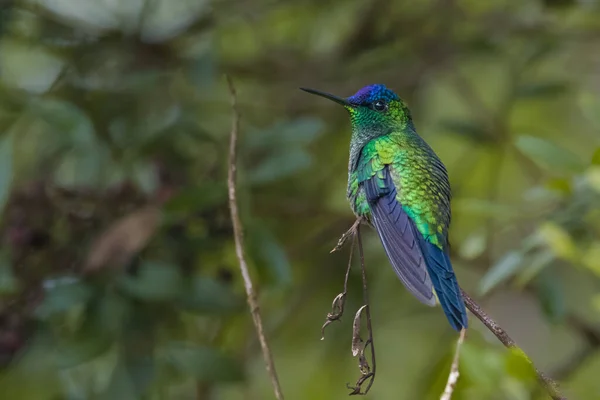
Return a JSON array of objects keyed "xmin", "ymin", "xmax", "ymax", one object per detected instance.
[
  {"xmin": 360, "ymin": 154, "xmax": 467, "ymax": 331},
  {"xmin": 362, "ymin": 165, "xmax": 436, "ymax": 307}
]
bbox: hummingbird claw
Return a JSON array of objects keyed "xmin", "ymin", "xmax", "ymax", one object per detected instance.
[{"xmin": 331, "ymin": 217, "xmax": 363, "ymax": 253}]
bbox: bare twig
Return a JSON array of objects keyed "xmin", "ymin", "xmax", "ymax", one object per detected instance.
[
  {"xmin": 321, "ymin": 234, "xmax": 355, "ymax": 339},
  {"xmin": 347, "ymin": 225, "xmax": 376, "ymax": 395},
  {"xmin": 226, "ymin": 76, "xmax": 284, "ymax": 400},
  {"xmin": 460, "ymin": 289, "xmax": 566, "ymax": 400},
  {"xmin": 440, "ymin": 328, "xmax": 466, "ymax": 400}
]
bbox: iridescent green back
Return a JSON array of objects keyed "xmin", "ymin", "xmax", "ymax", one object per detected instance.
[{"xmin": 346, "ymin": 105, "xmax": 451, "ymax": 249}]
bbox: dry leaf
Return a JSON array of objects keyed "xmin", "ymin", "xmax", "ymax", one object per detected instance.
[
  {"xmin": 351, "ymin": 305, "xmax": 366, "ymax": 357},
  {"xmin": 83, "ymin": 205, "xmax": 161, "ymax": 273}
]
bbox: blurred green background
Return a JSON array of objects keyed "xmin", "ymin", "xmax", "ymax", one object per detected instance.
[{"xmin": 0, "ymin": 0, "xmax": 599, "ymax": 399}]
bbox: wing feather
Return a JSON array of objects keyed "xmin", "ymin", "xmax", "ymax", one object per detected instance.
[{"xmin": 363, "ymin": 167, "xmax": 436, "ymax": 306}]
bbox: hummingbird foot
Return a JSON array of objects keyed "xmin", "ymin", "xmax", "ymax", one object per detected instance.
[{"xmin": 330, "ymin": 217, "xmax": 363, "ymax": 253}]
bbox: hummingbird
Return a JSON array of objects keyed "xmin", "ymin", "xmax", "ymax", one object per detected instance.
[{"xmin": 301, "ymin": 84, "xmax": 468, "ymax": 332}]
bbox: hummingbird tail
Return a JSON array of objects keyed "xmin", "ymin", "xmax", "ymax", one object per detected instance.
[{"xmin": 418, "ymin": 238, "xmax": 468, "ymax": 331}]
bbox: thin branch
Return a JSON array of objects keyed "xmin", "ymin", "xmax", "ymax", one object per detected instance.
[
  {"xmin": 460, "ymin": 289, "xmax": 566, "ymax": 400},
  {"xmin": 321, "ymin": 234, "xmax": 355, "ymax": 339},
  {"xmin": 347, "ymin": 225, "xmax": 376, "ymax": 395},
  {"xmin": 440, "ymin": 328, "xmax": 466, "ymax": 400},
  {"xmin": 226, "ymin": 75, "xmax": 284, "ymax": 400}
]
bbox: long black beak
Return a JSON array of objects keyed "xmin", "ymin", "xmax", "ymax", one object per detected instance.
[{"xmin": 300, "ymin": 87, "xmax": 351, "ymax": 107}]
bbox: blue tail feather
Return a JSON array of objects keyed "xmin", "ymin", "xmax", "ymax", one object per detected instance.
[{"xmin": 417, "ymin": 237, "xmax": 468, "ymax": 331}]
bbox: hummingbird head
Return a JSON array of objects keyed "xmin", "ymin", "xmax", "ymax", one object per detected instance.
[{"xmin": 300, "ymin": 84, "xmax": 414, "ymax": 135}]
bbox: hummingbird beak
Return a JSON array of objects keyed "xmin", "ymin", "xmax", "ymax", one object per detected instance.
[{"xmin": 300, "ymin": 87, "xmax": 352, "ymax": 107}]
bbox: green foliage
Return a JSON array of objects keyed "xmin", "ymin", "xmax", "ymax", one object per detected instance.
[
  {"xmin": 0, "ymin": 0, "xmax": 598, "ymax": 399},
  {"xmin": 515, "ymin": 135, "xmax": 584, "ymax": 174},
  {"xmin": 160, "ymin": 342, "xmax": 244, "ymax": 382},
  {"xmin": 0, "ymin": 133, "xmax": 14, "ymax": 212}
]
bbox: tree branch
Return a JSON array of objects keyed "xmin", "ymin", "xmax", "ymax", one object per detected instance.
[
  {"xmin": 460, "ymin": 289, "xmax": 566, "ymax": 400},
  {"xmin": 440, "ymin": 328, "xmax": 466, "ymax": 400},
  {"xmin": 226, "ymin": 75, "xmax": 284, "ymax": 400}
]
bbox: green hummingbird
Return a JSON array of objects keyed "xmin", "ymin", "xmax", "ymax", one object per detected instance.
[{"xmin": 301, "ymin": 84, "xmax": 468, "ymax": 331}]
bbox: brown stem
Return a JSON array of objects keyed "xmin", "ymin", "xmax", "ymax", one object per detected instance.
[
  {"xmin": 226, "ymin": 75, "xmax": 284, "ymax": 400},
  {"xmin": 440, "ymin": 328, "xmax": 466, "ymax": 400},
  {"xmin": 460, "ymin": 289, "xmax": 566, "ymax": 400}
]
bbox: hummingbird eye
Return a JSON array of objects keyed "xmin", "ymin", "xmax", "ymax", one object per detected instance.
[{"xmin": 371, "ymin": 100, "xmax": 387, "ymax": 112}]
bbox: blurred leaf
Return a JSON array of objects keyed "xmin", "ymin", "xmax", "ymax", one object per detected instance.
[
  {"xmin": 29, "ymin": 98, "xmax": 95, "ymax": 146},
  {"xmin": 515, "ymin": 135, "xmax": 584, "ymax": 174},
  {"xmin": 0, "ymin": 39, "xmax": 64, "ymax": 93},
  {"xmin": 54, "ymin": 146, "xmax": 111, "ymax": 189},
  {"xmin": 118, "ymin": 261, "xmax": 183, "ymax": 302},
  {"xmin": 439, "ymin": 119, "xmax": 491, "ymax": 142},
  {"xmin": 542, "ymin": 0, "xmax": 576, "ymax": 9},
  {"xmin": 459, "ymin": 230, "xmax": 486, "ymax": 260},
  {"xmin": 505, "ymin": 347, "xmax": 537, "ymax": 383},
  {"xmin": 537, "ymin": 221, "xmax": 577, "ymax": 261},
  {"xmin": 35, "ymin": 277, "xmax": 93, "ymax": 320},
  {"xmin": 97, "ymin": 354, "xmax": 138, "ymax": 400},
  {"xmin": 453, "ymin": 198, "xmax": 517, "ymax": 218},
  {"xmin": 522, "ymin": 40, "xmax": 557, "ymax": 66},
  {"xmin": 592, "ymin": 148, "xmax": 600, "ymax": 165},
  {"xmin": 187, "ymin": 54, "xmax": 215, "ymax": 89},
  {"xmin": 515, "ymin": 82, "xmax": 567, "ymax": 99},
  {"xmin": 53, "ymin": 328, "xmax": 112, "ymax": 368},
  {"xmin": 515, "ymin": 249, "xmax": 555, "ymax": 287},
  {"xmin": 140, "ymin": 0, "xmax": 210, "ymax": 43},
  {"xmin": 160, "ymin": 342, "xmax": 244, "ymax": 382},
  {"xmin": 533, "ymin": 268, "xmax": 566, "ymax": 323},
  {"xmin": 0, "ymin": 334, "xmax": 63, "ymax": 399},
  {"xmin": 36, "ymin": 0, "xmax": 118, "ymax": 31},
  {"xmin": 136, "ymin": 103, "xmax": 182, "ymax": 145},
  {"xmin": 581, "ymin": 241, "xmax": 600, "ymax": 277},
  {"xmin": 95, "ymin": 290, "xmax": 133, "ymax": 337},
  {"xmin": 544, "ymin": 177, "xmax": 572, "ymax": 195},
  {"xmin": 460, "ymin": 342, "xmax": 503, "ymax": 390},
  {"xmin": 131, "ymin": 161, "xmax": 159, "ymax": 195},
  {"xmin": 178, "ymin": 276, "xmax": 243, "ymax": 315},
  {"xmin": 245, "ymin": 118, "xmax": 324, "ymax": 150},
  {"xmin": 479, "ymin": 251, "xmax": 523, "ymax": 295},
  {"xmin": 35, "ymin": 99, "xmax": 114, "ymax": 189},
  {"xmin": 164, "ymin": 183, "xmax": 226, "ymax": 213},
  {"xmin": 586, "ymin": 166, "xmax": 600, "ymax": 193},
  {"xmin": 248, "ymin": 223, "xmax": 293, "ymax": 286},
  {"xmin": 248, "ymin": 148, "xmax": 312, "ymax": 184},
  {"xmin": 84, "ymin": 206, "xmax": 162, "ymax": 273},
  {"xmin": 579, "ymin": 90, "xmax": 600, "ymax": 129},
  {"xmin": 0, "ymin": 132, "xmax": 14, "ymax": 212},
  {"xmin": 0, "ymin": 254, "xmax": 18, "ymax": 295},
  {"xmin": 591, "ymin": 293, "xmax": 600, "ymax": 313}
]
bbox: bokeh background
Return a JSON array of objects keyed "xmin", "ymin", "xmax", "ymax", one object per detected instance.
[{"xmin": 0, "ymin": 0, "xmax": 599, "ymax": 399}]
